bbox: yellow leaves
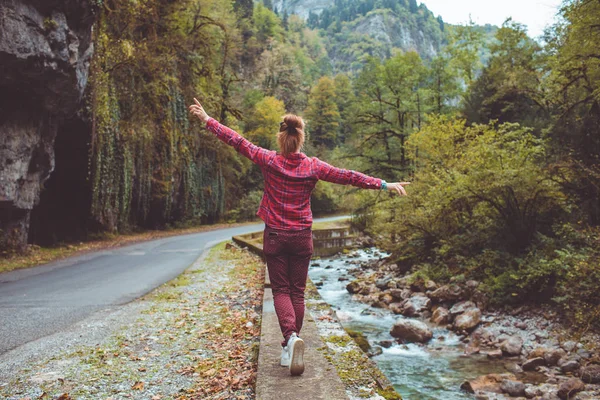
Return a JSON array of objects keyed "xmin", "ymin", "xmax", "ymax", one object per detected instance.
[{"xmin": 131, "ymin": 381, "xmax": 144, "ymax": 390}]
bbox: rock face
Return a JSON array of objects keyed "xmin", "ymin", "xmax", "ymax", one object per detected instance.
[
  {"xmin": 0, "ymin": 0, "xmax": 96, "ymax": 250},
  {"xmin": 390, "ymin": 319, "xmax": 433, "ymax": 343},
  {"xmin": 272, "ymin": 0, "xmax": 334, "ymax": 19}
]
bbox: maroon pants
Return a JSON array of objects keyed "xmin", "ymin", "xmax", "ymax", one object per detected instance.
[{"xmin": 263, "ymin": 225, "xmax": 313, "ymax": 346}]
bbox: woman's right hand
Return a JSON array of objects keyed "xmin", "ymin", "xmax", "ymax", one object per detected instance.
[
  {"xmin": 388, "ymin": 182, "xmax": 410, "ymax": 196},
  {"xmin": 189, "ymin": 98, "xmax": 210, "ymax": 123}
]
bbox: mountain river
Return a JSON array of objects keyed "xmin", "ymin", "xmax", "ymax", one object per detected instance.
[{"xmin": 308, "ymin": 248, "xmax": 506, "ymax": 400}]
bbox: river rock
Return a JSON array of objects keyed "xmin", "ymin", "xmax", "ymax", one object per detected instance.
[
  {"xmin": 429, "ymin": 284, "xmax": 463, "ymax": 302},
  {"xmin": 431, "ymin": 307, "xmax": 451, "ymax": 325},
  {"xmin": 367, "ymin": 346, "xmax": 383, "ymax": 357},
  {"xmin": 501, "ymin": 336, "xmax": 524, "ymax": 356},
  {"xmin": 380, "ymin": 292, "xmax": 394, "ymax": 305},
  {"xmin": 557, "ymin": 378, "xmax": 585, "ymax": 399},
  {"xmin": 561, "ymin": 341, "xmax": 578, "ymax": 353},
  {"xmin": 523, "ymin": 357, "xmax": 547, "ymax": 371},
  {"xmin": 530, "ymin": 347, "xmax": 551, "ymax": 359},
  {"xmin": 580, "ymin": 364, "xmax": 600, "ymax": 384},
  {"xmin": 466, "ymin": 280, "xmax": 480, "ymax": 289},
  {"xmin": 460, "ymin": 373, "xmax": 517, "ymax": 394},
  {"xmin": 389, "ymin": 302, "xmax": 404, "ymax": 314},
  {"xmin": 454, "ymin": 308, "xmax": 482, "ymax": 331},
  {"xmin": 375, "ymin": 277, "xmax": 392, "ymax": 289},
  {"xmin": 390, "ymin": 319, "xmax": 433, "ymax": 343},
  {"xmin": 450, "ymin": 301, "xmax": 477, "ymax": 316},
  {"xmin": 560, "ymin": 360, "xmax": 580, "ymax": 374},
  {"xmin": 346, "ymin": 280, "xmax": 361, "ymax": 294},
  {"xmin": 401, "ymin": 294, "xmax": 431, "ymax": 317},
  {"xmin": 501, "ymin": 380, "xmax": 526, "ymax": 397},
  {"xmin": 545, "ymin": 349, "xmax": 567, "ymax": 366},
  {"xmin": 425, "ymin": 280, "xmax": 437, "ymax": 291},
  {"xmin": 487, "ymin": 349, "xmax": 503, "ymax": 360},
  {"xmin": 388, "ymin": 288, "xmax": 404, "ymax": 301}
]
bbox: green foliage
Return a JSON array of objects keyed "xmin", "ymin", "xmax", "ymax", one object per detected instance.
[
  {"xmin": 345, "ymin": 52, "xmax": 427, "ymax": 180},
  {"xmin": 305, "ymin": 76, "xmax": 341, "ymax": 149},
  {"xmin": 246, "ymin": 96, "xmax": 286, "ymax": 149},
  {"xmin": 464, "ymin": 20, "xmax": 549, "ymax": 130}
]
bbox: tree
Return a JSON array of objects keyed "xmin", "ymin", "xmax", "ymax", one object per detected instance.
[
  {"xmin": 348, "ymin": 52, "xmax": 427, "ymax": 179},
  {"xmin": 446, "ymin": 21, "xmax": 484, "ymax": 87},
  {"xmin": 546, "ymin": 0, "xmax": 600, "ymax": 224},
  {"xmin": 253, "ymin": 3, "xmax": 283, "ymax": 43},
  {"xmin": 333, "ymin": 73, "xmax": 355, "ymax": 142},
  {"xmin": 409, "ymin": 0, "xmax": 418, "ymax": 14},
  {"xmin": 246, "ymin": 96, "xmax": 286, "ymax": 149},
  {"xmin": 305, "ymin": 76, "xmax": 341, "ymax": 149},
  {"xmin": 426, "ymin": 54, "xmax": 460, "ymax": 115},
  {"xmin": 463, "ymin": 19, "xmax": 548, "ymax": 130}
]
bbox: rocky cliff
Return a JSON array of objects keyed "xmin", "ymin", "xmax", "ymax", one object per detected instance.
[
  {"xmin": 0, "ymin": 0, "xmax": 96, "ymax": 251},
  {"xmin": 272, "ymin": 0, "xmax": 334, "ymax": 19}
]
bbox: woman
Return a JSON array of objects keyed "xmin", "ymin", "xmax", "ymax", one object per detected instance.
[{"xmin": 189, "ymin": 98, "xmax": 409, "ymax": 376}]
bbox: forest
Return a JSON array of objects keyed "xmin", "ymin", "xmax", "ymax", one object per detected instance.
[{"xmin": 5, "ymin": 0, "xmax": 600, "ymax": 330}]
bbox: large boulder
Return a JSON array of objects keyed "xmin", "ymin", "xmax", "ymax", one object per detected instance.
[
  {"xmin": 501, "ymin": 336, "xmax": 524, "ymax": 357},
  {"xmin": 453, "ymin": 308, "xmax": 482, "ymax": 331},
  {"xmin": 390, "ymin": 319, "xmax": 433, "ymax": 343},
  {"xmin": 544, "ymin": 349, "xmax": 567, "ymax": 366},
  {"xmin": 450, "ymin": 301, "xmax": 477, "ymax": 316},
  {"xmin": 460, "ymin": 373, "xmax": 517, "ymax": 394},
  {"xmin": 429, "ymin": 284, "xmax": 463, "ymax": 302},
  {"xmin": 522, "ymin": 357, "xmax": 547, "ymax": 371},
  {"xmin": 500, "ymin": 380, "xmax": 526, "ymax": 397},
  {"xmin": 430, "ymin": 307, "xmax": 451, "ymax": 325},
  {"xmin": 401, "ymin": 293, "xmax": 431, "ymax": 317},
  {"xmin": 0, "ymin": 0, "xmax": 97, "ymax": 250}
]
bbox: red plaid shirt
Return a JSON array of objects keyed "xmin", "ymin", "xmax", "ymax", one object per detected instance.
[{"xmin": 206, "ymin": 118, "xmax": 382, "ymax": 230}]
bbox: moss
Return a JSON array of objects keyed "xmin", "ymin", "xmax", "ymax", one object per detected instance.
[
  {"xmin": 377, "ymin": 388, "xmax": 403, "ymax": 400},
  {"xmin": 43, "ymin": 18, "xmax": 58, "ymax": 30},
  {"xmin": 345, "ymin": 328, "xmax": 371, "ymax": 353}
]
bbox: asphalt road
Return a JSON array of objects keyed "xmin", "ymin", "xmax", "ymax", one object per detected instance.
[{"xmin": 0, "ymin": 216, "xmax": 346, "ymax": 355}]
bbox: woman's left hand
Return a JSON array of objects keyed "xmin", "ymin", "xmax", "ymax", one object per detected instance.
[{"xmin": 189, "ymin": 98, "xmax": 210, "ymax": 123}]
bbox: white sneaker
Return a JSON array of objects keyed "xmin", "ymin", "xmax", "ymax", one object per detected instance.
[
  {"xmin": 287, "ymin": 333, "xmax": 305, "ymax": 376},
  {"xmin": 280, "ymin": 346, "xmax": 290, "ymax": 367}
]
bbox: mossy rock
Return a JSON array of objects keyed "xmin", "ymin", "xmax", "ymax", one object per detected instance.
[{"xmin": 345, "ymin": 328, "xmax": 371, "ymax": 353}]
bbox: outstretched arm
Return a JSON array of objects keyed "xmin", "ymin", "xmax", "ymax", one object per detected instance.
[
  {"xmin": 316, "ymin": 158, "xmax": 409, "ymax": 196},
  {"xmin": 189, "ymin": 98, "xmax": 272, "ymax": 166}
]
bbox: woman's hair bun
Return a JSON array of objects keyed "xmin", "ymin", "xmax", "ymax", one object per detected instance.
[{"xmin": 282, "ymin": 114, "xmax": 305, "ymax": 134}]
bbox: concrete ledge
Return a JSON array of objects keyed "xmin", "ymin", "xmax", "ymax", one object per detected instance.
[{"xmin": 256, "ymin": 288, "xmax": 348, "ymax": 399}]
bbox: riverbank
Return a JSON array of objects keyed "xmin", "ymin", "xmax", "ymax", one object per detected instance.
[{"xmin": 335, "ymin": 248, "xmax": 600, "ymax": 399}]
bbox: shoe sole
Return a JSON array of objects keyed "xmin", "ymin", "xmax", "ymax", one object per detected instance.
[{"xmin": 289, "ymin": 338, "xmax": 305, "ymax": 376}]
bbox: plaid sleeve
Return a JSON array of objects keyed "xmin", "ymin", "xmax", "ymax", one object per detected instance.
[
  {"xmin": 206, "ymin": 118, "xmax": 273, "ymax": 166},
  {"xmin": 314, "ymin": 158, "xmax": 382, "ymax": 189}
]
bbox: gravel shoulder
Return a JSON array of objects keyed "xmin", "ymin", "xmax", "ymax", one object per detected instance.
[{"xmin": 0, "ymin": 242, "xmax": 264, "ymax": 400}]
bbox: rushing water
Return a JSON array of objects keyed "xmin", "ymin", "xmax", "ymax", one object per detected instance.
[{"xmin": 308, "ymin": 248, "xmax": 506, "ymax": 400}]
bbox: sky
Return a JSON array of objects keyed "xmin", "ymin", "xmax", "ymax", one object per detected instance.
[{"xmin": 418, "ymin": 0, "xmax": 564, "ymax": 38}]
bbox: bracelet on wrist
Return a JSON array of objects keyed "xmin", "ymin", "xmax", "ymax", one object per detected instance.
[{"xmin": 381, "ymin": 180, "xmax": 387, "ymax": 190}]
